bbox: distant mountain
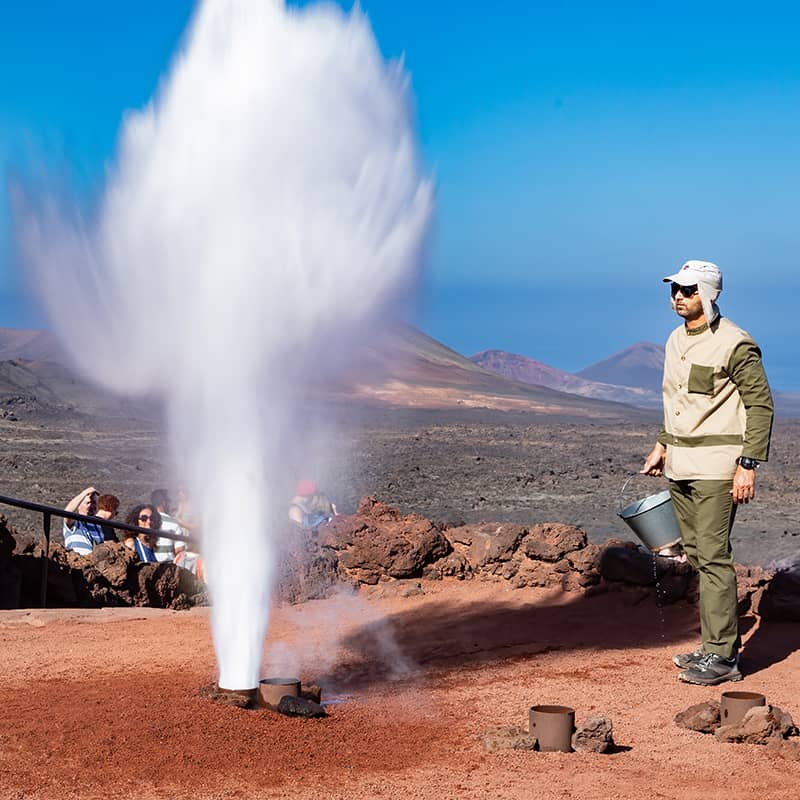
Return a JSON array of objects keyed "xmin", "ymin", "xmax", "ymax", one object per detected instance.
[
  {"xmin": 470, "ymin": 349, "xmax": 661, "ymax": 409},
  {"xmin": 577, "ymin": 342, "xmax": 665, "ymax": 392},
  {"xmin": 337, "ymin": 325, "xmax": 652, "ymax": 418},
  {"xmin": 0, "ymin": 329, "xmax": 64, "ymax": 363},
  {"xmin": 0, "ymin": 358, "xmax": 157, "ymax": 420},
  {"xmin": 0, "ymin": 325, "xmax": 652, "ymax": 421}
]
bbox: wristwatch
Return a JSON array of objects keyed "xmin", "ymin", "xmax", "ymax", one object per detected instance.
[{"xmin": 736, "ymin": 456, "xmax": 760, "ymax": 470}]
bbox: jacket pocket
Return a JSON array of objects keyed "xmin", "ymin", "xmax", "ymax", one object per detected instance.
[{"xmin": 688, "ymin": 363, "xmax": 715, "ymax": 395}]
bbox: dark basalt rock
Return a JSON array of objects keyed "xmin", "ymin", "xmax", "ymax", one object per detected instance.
[{"xmin": 277, "ymin": 695, "xmax": 327, "ymax": 718}]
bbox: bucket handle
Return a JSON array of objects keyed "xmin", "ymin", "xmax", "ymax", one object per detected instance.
[{"xmin": 618, "ymin": 471, "xmax": 657, "ymax": 515}]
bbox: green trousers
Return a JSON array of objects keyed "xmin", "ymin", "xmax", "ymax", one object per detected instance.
[{"xmin": 669, "ymin": 479, "xmax": 739, "ymax": 658}]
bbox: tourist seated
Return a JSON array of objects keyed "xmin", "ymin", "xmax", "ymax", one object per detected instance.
[
  {"xmin": 150, "ymin": 489, "xmax": 186, "ymax": 563},
  {"xmin": 63, "ymin": 486, "xmax": 104, "ymax": 556},
  {"xmin": 123, "ymin": 504, "xmax": 161, "ymax": 563},
  {"xmin": 288, "ymin": 480, "xmax": 337, "ymax": 530},
  {"xmin": 95, "ymin": 494, "xmax": 121, "ymax": 542}
]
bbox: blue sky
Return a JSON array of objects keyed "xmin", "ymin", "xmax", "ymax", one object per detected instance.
[{"xmin": 2, "ymin": 1, "xmax": 799, "ymax": 388}]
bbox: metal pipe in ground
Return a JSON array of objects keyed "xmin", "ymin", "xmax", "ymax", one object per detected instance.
[
  {"xmin": 721, "ymin": 691, "xmax": 766, "ymax": 725},
  {"xmin": 529, "ymin": 705, "xmax": 575, "ymax": 752},
  {"xmin": 258, "ymin": 677, "xmax": 301, "ymax": 710}
]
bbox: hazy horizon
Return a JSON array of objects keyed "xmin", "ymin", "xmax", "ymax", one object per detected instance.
[{"xmin": 2, "ymin": 1, "xmax": 799, "ymax": 391}]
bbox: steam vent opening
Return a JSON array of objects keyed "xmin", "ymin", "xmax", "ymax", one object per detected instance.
[{"xmin": 201, "ymin": 679, "xmax": 327, "ymax": 717}]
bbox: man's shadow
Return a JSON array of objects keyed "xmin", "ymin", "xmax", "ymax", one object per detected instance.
[{"xmin": 741, "ymin": 568, "xmax": 800, "ymax": 676}]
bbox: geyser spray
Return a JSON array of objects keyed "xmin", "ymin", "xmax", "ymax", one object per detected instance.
[{"xmin": 16, "ymin": 0, "xmax": 433, "ymax": 689}]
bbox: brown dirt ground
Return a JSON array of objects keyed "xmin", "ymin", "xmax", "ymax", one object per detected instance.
[{"xmin": 2, "ymin": 581, "xmax": 799, "ymax": 800}]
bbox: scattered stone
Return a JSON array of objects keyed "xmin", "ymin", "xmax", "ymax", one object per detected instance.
[
  {"xmin": 572, "ymin": 715, "xmax": 615, "ymax": 753},
  {"xmin": 674, "ymin": 700, "xmax": 721, "ymax": 733},
  {"xmin": 765, "ymin": 738, "xmax": 800, "ymax": 760},
  {"xmin": 714, "ymin": 705, "xmax": 796, "ymax": 745},
  {"xmin": 480, "ymin": 725, "xmax": 537, "ymax": 752},
  {"xmin": 277, "ymin": 695, "xmax": 327, "ymax": 718}
]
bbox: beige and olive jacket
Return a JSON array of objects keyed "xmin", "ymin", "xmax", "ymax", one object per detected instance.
[{"xmin": 657, "ymin": 316, "xmax": 773, "ymax": 480}]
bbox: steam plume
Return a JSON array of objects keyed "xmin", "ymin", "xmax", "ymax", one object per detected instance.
[{"xmin": 15, "ymin": 0, "xmax": 433, "ymax": 689}]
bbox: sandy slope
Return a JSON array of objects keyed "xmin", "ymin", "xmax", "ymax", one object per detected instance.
[{"xmin": 1, "ymin": 581, "xmax": 798, "ymax": 800}]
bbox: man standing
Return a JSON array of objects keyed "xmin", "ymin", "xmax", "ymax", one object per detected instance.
[{"xmin": 641, "ymin": 260, "xmax": 773, "ymax": 686}]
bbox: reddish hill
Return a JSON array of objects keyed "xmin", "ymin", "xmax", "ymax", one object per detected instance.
[
  {"xmin": 470, "ymin": 349, "xmax": 661, "ymax": 409},
  {"xmin": 0, "ymin": 324, "xmax": 650, "ymax": 420}
]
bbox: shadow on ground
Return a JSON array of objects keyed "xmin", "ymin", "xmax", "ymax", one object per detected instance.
[
  {"xmin": 324, "ymin": 587, "xmax": 707, "ymax": 690},
  {"xmin": 741, "ymin": 620, "xmax": 800, "ymax": 676}
]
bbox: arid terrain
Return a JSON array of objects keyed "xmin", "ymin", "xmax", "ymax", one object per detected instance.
[
  {"xmin": 1, "ymin": 326, "xmax": 799, "ymax": 799},
  {"xmin": 2, "ymin": 580, "xmax": 800, "ymax": 800},
  {"xmin": 2, "ymin": 404, "xmax": 798, "ymax": 568}
]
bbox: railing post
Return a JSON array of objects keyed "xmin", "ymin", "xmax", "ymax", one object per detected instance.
[{"xmin": 40, "ymin": 511, "xmax": 51, "ymax": 608}]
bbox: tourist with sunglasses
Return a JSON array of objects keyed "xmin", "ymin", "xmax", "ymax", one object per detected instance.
[
  {"xmin": 641, "ymin": 260, "xmax": 773, "ymax": 686},
  {"xmin": 122, "ymin": 504, "xmax": 162, "ymax": 563}
]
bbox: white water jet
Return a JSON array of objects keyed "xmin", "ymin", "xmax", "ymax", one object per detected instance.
[{"xmin": 15, "ymin": 0, "xmax": 433, "ymax": 689}]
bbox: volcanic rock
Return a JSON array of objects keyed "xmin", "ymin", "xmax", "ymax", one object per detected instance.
[
  {"xmin": 0, "ymin": 516, "xmax": 15, "ymax": 560},
  {"xmin": 523, "ymin": 523, "xmax": 587, "ymax": 562},
  {"xmin": 319, "ymin": 496, "xmax": 450, "ymax": 585},
  {"xmin": 444, "ymin": 522, "xmax": 527, "ymax": 569},
  {"xmin": 714, "ymin": 705, "xmax": 796, "ymax": 745},
  {"xmin": 480, "ymin": 725, "xmax": 537, "ymax": 752},
  {"xmin": 135, "ymin": 562, "xmax": 195, "ymax": 610},
  {"xmin": 425, "ymin": 551, "xmax": 470, "ymax": 580},
  {"xmin": 277, "ymin": 695, "xmax": 327, "ymax": 718},
  {"xmin": 276, "ymin": 524, "xmax": 343, "ymax": 603},
  {"xmin": 598, "ymin": 543, "xmax": 694, "ymax": 602},
  {"xmin": 87, "ymin": 542, "xmax": 138, "ymax": 589},
  {"xmin": 674, "ymin": 700, "xmax": 721, "ymax": 733},
  {"xmin": 759, "ymin": 567, "xmax": 800, "ymax": 621},
  {"xmin": 765, "ymin": 737, "xmax": 800, "ymax": 760},
  {"xmin": 572, "ymin": 715, "xmax": 615, "ymax": 753}
]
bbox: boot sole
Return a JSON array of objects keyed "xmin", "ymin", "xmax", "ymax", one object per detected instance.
[{"xmin": 678, "ymin": 669, "xmax": 743, "ymax": 686}]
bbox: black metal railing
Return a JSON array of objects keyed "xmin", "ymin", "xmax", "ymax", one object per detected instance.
[{"xmin": 0, "ymin": 493, "xmax": 200, "ymax": 608}]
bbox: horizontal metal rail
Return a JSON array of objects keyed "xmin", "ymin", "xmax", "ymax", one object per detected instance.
[{"xmin": 0, "ymin": 493, "xmax": 201, "ymax": 608}]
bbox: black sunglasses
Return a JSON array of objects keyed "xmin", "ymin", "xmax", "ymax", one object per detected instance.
[{"xmin": 671, "ymin": 283, "xmax": 698, "ymax": 298}]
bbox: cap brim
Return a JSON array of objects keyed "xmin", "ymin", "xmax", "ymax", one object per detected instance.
[{"xmin": 662, "ymin": 271, "xmax": 695, "ymax": 285}]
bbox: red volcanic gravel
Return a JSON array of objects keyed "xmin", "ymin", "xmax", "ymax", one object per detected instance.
[{"xmin": 1, "ymin": 583, "xmax": 800, "ymax": 799}]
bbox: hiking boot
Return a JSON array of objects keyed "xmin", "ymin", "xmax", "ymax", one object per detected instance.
[
  {"xmin": 678, "ymin": 653, "xmax": 742, "ymax": 686},
  {"xmin": 672, "ymin": 647, "xmax": 705, "ymax": 669}
]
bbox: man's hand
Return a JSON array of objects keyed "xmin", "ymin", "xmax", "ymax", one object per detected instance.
[
  {"xmin": 731, "ymin": 466, "xmax": 756, "ymax": 504},
  {"xmin": 641, "ymin": 443, "xmax": 667, "ymax": 476}
]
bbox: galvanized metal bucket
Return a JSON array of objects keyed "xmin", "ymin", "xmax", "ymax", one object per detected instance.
[{"xmin": 617, "ymin": 474, "xmax": 682, "ymax": 552}]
